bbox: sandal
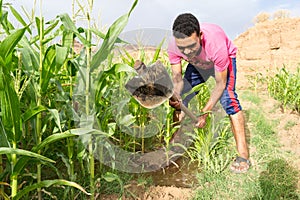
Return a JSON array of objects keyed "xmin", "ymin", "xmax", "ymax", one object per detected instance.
[{"xmin": 230, "ymin": 156, "xmax": 251, "ymax": 174}]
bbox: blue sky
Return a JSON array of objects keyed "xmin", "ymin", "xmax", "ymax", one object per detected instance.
[{"xmin": 4, "ymin": 0, "xmax": 300, "ymax": 40}]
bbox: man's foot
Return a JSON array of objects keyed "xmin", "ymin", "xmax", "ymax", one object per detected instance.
[{"xmin": 230, "ymin": 156, "xmax": 251, "ymax": 174}]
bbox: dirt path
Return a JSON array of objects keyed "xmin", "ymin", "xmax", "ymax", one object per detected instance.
[
  {"xmin": 240, "ymin": 90, "xmax": 300, "ymax": 168},
  {"xmin": 237, "ymin": 63, "xmax": 300, "ymax": 171},
  {"xmin": 259, "ymin": 93, "xmax": 300, "ymax": 169}
]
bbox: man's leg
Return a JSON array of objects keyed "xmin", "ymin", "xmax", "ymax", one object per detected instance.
[
  {"xmin": 230, "ymin": 111, "xmax": 248, "ymax": 158},
  {"xmin": 220, "ymin": 58, "xmax": 250, "ymax": 173},
  {"xmin": 229, "ymin": 111, "xmax": 250, "ymax": 172}
]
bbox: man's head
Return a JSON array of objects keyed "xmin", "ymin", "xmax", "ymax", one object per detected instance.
[
  {"xmin": 172, "ymin": 13, "xmax": 202, "ymax": 58},
  {"xmin": 172, "ymin": 13, "xmax": 200, "ymax": 39}
]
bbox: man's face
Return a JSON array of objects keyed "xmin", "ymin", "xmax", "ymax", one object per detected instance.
[{"xmin": 175, "ymin": 32, "xmax": 202, "ymax": 59}]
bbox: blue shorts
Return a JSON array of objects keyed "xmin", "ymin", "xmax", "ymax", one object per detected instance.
[{"xmin": 181, "ymin": 57, "xmax": 242, "ymax": 115}]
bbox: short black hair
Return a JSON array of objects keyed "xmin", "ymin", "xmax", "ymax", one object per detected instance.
[{"xmin": 172, "ymin": 13, "xmax": 200, "ymax": 38}]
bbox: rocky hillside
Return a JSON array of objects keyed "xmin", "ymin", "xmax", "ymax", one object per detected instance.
[{"xmin": 234, "ymin": 17, "xmax": 300, "ymax": 78}]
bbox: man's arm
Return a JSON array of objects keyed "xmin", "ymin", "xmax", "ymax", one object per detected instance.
[
  {"xmin": 203, "ymin": 69, "xmax": 227, "ymax": 112},
  {"xmin": 171, "ymin": 63, "xmax": 183, "ymax": 98},
  {"xmin": 196, "ymin": 68, "xmax": 227, "ymax": 127},
  {"xmin": 169, "ymin": 63, "xmax": 183, "ymax": 109}
]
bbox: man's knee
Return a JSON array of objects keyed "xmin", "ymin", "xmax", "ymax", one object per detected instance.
[{"xmin": 220, "ymin": 95, "xmax": 242, "ymax": 115}]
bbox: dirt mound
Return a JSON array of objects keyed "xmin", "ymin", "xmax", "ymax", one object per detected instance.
[{"xmin": 234, "ymin": 17, "xmax": 300, "ymax": 89}]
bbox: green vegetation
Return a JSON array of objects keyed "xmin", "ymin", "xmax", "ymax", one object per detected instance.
[
  {"xmin": 0, "ymin": 0, "xmax": 139, "ymax": 199},
  {"xmin": 0, "ymin": 1, "xmax": 299, "ymax": 199},
  {"xmin": 267, "ymin": 66, "xmax": 300, "ymax": 113},
  {"xmin": 192, "ymin": 92, "xmax": 300, "ymax": 200}
]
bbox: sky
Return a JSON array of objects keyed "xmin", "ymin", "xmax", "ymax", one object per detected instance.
[{"xmin": 4, "ymin": 0, "xmax": 300, "ymax": 43}]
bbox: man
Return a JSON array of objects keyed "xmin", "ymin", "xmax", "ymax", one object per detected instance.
[{"xmin": 167, "ymin": 13, "xmax": 251, "ymax": 173}]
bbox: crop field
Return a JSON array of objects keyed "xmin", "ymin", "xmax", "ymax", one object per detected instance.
[{"xmin": 0, "ymin": 0, "xmax": 299, "ymax": 199}]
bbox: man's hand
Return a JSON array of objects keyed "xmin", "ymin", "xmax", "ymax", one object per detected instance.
[
  {"xmin": 169, "ymin": 94, "xmax": 182, "ymax": 110},
  {"xmin": 169, "ymin": 99, "xmax": 181, "ymax": 110},
  {"xmin": 195, "ymin": 113, "xmax": 209, "ymax": 128}
]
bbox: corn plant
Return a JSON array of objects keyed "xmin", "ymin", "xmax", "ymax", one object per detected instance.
[
  {"xmin": 0, "ymin": 25, "xmax": 87, "ymax": 200},
  {"xmin": 267, "ymin": 65, "xmax": 300, "ymax": 113},
  {"xmin": 68, "ymin": 0, "xmax": 138, "ymax": 198},
  {"xmin": 0, "ymin": 1, "xmax": 91, "ymax": 199},
  {"xmin": 246, "ymin": 70, "xmax": 264, "ymax": 94},
  {"xmin": 183, "ymin": 82, "xmax": 233, "ymax": 173},
  {"xmin": 186, "ymin": 114, "xmax": 232, "ymax": 173}
]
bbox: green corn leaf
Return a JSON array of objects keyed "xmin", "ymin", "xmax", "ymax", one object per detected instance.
[
  {"xmin": 102, "ymin": 172, "xmax": 123, "ymax": 196},
  {"xmin": 0, "ymin": 118, "xmax": 11, "ymax": 149},
  {"xmin": 0, "ymin": 147, "xmax": 54, "ymax": 163},
  {"xmin": 68, "ymin": 128, "xmax": 110, "ymax": 137},
  {"xmin": 13, "ymin": 133, "xmax": 76, "ymax": 176},
  {"xmin": 119, "ymin": 114, "xmax": 136, "ymax": 126},
  {"xmin": 151, "ymin": 38, "xmax": 165, "ymax": 63},
  {"xmin": 48, "ymin": 109, "xmax": 62, "ymax": 133},
  {"xmin": 90, "ymin": 27, "xmax": 127, "ymax": 44},
  {"xmin": 22, "ymin": 105, "xmax": 47, "ymax": 122},
  {"xmin": 0, "ymin": 4, "xmax": 14, "ymax": 34},
  {"xmin": 0, "ymin": 27, "xmax": 26, "ymax": 59},
  {"xmin": 0, "ymin": 81, "xmax": 21, "ymax": 142},
  {"xmin": 55, "ymin": 45, "xmax": 68, "ymax": 72},
  {"xmin": 0, "ymin": 0, "xmax": 2, "ymax": 15},
  {"xmin": 19, "ymin": 37, "xmax": 39, "ymax": 71},
  {"xmin": 9, "ymin": 5, "xmax": 31, "ymax": 34},
  {"xmin": 105, "ymin": 63, "xmax": 136, "ymax": 75},
  {"xmin": 58, "ymin": 13, "xmax": 89, "ymax": 47},
  {"xmin": 44, "ymin": 19, "xmax": 59, "ymax": 36},
  {"xmin": 114, "ymin": 63, "xmax": 136, "ymax": 74},
  {"xmin": 30, "ymin": 20, "xmax": 61, "ymax": 45},
  {"xmin": 0, "ymin": 66, "xmax": 4, "ymax": 90},
  {"xmin": 91, "ymin": 0, "xmax": 138, "ymax": 72},
  {"xmin": 41, "ymin": 45, "xmax": 56, "ymax": 93},
  {"xmin": 96, "ymin": 63, "xmax": 136, "ymax": 81},
  {"xmin": 120, "ymin": 48, "xmax": 135, "ymax": 66},
  {"xmin": 102, "ymin": 172, "xmax": 119, "ymax": 182},
  {"xmin": 13, "ymin": 179, "xmax": 90, "ymax": 200},
  {"xmin": 32, "ymin": 133, "xmax": 76, "ymax": 152},
  {"xmin": 35, "ymin": 17, "xmax": 44, "ymax": 38},
  {"xmin": 62, "ymin": 29, "xmax": 74, "ymax": 49}
]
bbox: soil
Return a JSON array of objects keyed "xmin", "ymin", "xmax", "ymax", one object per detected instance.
[
  {"xmin": 100, "ymin": 181, "xmax": 194, "ymax": 200},
  {"xmin": 101, "ymin": 17, "xmax": 300, "ymax": 200}
]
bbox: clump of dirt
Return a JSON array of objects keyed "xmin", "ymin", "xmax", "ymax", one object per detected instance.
[
  {"xmin": 131, "ymin": 83, "xmax": 171, "ymax": 108},
  {"xmin": 100, "ymin": 180, "xmax": 195, "ymax": 200},
  {"xmin": 125, "ymin": 60, "xmax": 174, "ymax": 108},
  {"xmin": 142, "ymin": 185, "xmax": 194, "ymax": 200}
]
